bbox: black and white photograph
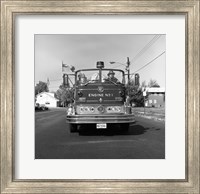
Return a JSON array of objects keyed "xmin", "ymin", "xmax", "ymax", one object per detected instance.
[
  {"xmin": 2, "ymin": 0, "xmax": 200, "ymax": 191},
  {"xmin": 35, "ymin": 34, "xmax": 166, "ymax": 159}
]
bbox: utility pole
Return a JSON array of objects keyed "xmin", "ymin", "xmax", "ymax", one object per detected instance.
[
  {"xmin": 126, "ymin": 57, "xmax": 131, "ymax": 99},
  {"xmin": 127, "ymin": 57, "xmax": 130, "ymax": 84}
]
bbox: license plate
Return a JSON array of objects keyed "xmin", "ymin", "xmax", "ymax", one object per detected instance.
[{"xmin": 97, "ymin": 123, "xmax": 107, "ymax": 129}]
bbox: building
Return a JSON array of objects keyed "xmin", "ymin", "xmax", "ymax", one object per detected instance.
[
  {"xmin": 145, "ymin": 87, "xmax": 165, "ymax": 107},
  {"xmin": 36, "ymin": 92, "xmax": 60, "ymax": 107}
]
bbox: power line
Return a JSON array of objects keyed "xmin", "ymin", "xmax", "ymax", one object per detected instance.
[
  {"xmin": 130, "ymin": 35, "xmax": 162, "ymax": 64},
  {"xmin": 132, "ymin": 51, "xmax": 165, "ymax": 74},
  {"xmin": 130, "ymin": 35, "xmax": 161, "ymax": 63},
  {"xmin": 111, "ymin": 35, "xmax": 162, "ymax": 70}
]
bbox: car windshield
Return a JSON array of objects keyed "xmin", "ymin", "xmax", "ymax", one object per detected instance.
[{"xmin": 76, "ymin": 70, "xmax": 124, "ymax": 85}]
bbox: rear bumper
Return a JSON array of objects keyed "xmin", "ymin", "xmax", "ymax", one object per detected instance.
[{"xmin": 66, "ymin": 114, "xmax": 135, "ymax": 124}]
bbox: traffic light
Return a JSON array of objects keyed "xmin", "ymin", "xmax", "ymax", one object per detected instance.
[{"xmin": 135, "ymin": 73, "xmax": 140, "ymax": 86}]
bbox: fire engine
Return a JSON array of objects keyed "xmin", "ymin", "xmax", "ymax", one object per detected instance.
[{"xmin": 64, "ymin": 61, "xmax": 135, "ymax": 133}]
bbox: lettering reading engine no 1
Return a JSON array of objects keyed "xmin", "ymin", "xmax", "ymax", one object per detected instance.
[
  {"xmin": 88, "ymin": 93, "xmax": 114, "ymax": 97},
  {"xmin": 65, "ymin": 61, "xmax": 135, "ymax": 133}
]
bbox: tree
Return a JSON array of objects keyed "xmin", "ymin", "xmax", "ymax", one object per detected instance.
[
  {"xmin": 55, "ymin": 84, "xmax": 74, "ymax": 107},
  {"xmin": 148, "ymin": 79, "xmax": 160, "ymax": 87},
  {"xmin": 35, "ymin": 81, "xmax": 49, "ymax": 95},
  {"xmin": 129, "ymin": 86, "xmax": 144, "ymax": 107},
  {"xmin": 127, "ymin": 80, "xmax": 145, "ymax": 107}
]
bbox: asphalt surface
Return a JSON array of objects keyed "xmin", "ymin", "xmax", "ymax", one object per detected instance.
[{"xmin": 35, "ymin": 108, "xmax": 165, "ymax": 159}]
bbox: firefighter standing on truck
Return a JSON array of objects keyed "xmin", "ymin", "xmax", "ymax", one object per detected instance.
[
  {"xmin": 106, "ymin": 70, "xmax": 119, "ymax": 83},
  {"xmin": 77, "ymin": 73, "xmax": 87, "ymax": 85}
]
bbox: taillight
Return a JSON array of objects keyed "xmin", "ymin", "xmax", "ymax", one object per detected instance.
[
  {"xmin": 80, "ymin": 106, "xmax": 95, "ymax": 113},
  {"xmin": 106, "ymin": 106, "xmax": 121, "ymax": 113},
  {"xmin": 97, "ymin": 106, "xmax": 104, "ymax": 113},
  {"xmin": 89, "ymin": 107, "xmax": 95, "ymax": 112}
]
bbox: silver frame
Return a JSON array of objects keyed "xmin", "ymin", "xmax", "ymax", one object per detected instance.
[{"xmin": 1, "ymin": 1, "xmax": 199, "ymax": 193}]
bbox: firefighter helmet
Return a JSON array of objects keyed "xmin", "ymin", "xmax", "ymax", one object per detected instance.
[
  {"xmin": 107, "ymin": 70, "xmax": 115, "ymax": 76},
  {"xmin": 78, "ymin": 73, "xmax": 86, "ymax": 78}
]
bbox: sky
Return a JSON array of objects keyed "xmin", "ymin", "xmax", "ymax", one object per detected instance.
[{"xmin": 35, "ymin": 34, "xmax": 165, "ymax": 92}]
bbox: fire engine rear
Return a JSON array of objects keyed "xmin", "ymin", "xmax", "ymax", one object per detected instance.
[{"xmin": 65, "ymin": 61, "xmax": 135, "ymax": 132}]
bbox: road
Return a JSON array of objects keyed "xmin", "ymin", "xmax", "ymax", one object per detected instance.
[{"xmin": 35, "ymin": 108, "xmax": 165, "ymax": 159}]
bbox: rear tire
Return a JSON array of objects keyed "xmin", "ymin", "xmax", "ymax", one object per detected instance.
[{"xmin": 69, "ymin": 124, "xmax": 77, "ymax": 133}]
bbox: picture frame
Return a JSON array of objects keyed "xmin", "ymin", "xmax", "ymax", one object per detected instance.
[{"xmin": 0, "ymin": 0, "xmax": 199, "ymax": 193}]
